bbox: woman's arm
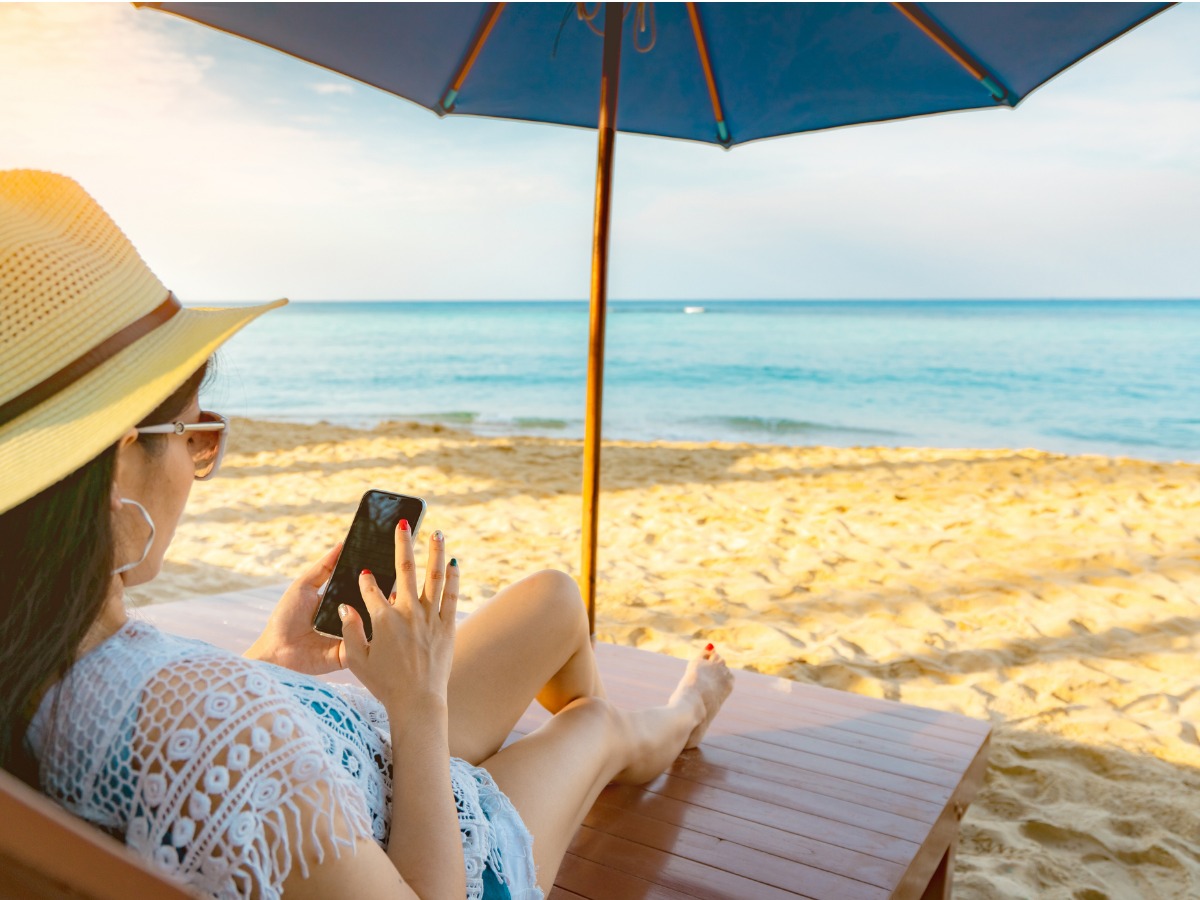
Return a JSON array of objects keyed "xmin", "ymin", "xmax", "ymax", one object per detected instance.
[
  {"xmin": 385, "ymin": 696, "xmax": 463, "ymax": 900},
  {"xmin": 279, "ymin": 700, "xmax": 460, "ymax": 900},
  {"xmin": 279, "ymin": 796, "xmax": 420, "ymax": 900},
  {"xmin": 337, "ymin": 525, "xmax": 465, "ymax": 900}
]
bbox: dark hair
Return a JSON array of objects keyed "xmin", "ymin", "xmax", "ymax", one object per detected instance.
[{"xmin": 0, "ymin": 358, "xmax": 215, "ymax": 782}]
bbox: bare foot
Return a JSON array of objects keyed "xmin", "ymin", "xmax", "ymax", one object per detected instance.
[{"xmin": 669, "ymin": 645, "xmax": 734, "ymax": 750}]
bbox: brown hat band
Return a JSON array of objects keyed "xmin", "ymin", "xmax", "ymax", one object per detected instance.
[{"xmin": 0, "ymin": 293, "xmax": 182, "ymax": 428}]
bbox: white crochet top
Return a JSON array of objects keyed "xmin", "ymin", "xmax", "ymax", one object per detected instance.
[{"xmin": 27, "ymin": 619, "xmax": 542, "ymax": 900}]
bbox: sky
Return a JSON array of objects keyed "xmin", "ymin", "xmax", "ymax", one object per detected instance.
[{"xmin": 1, "ymin": 1, "xmax": 1198, "ymax": 302}]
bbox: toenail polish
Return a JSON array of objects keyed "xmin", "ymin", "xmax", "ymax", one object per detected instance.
[{"xmin": 706, "ymin": 643, "xmax": 714, "ymax": 652}]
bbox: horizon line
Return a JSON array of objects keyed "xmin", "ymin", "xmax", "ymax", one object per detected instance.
[{"xmin": 195, "ymin": 296, "xmax": 1200, "ymax": 305}]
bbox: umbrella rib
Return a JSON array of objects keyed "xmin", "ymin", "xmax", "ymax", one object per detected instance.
[
  {"xmin": 686, "ymin": 2, "xmax": 732, "ymax": 147},
  {"xmin": 439, "ymin": 2, "xmax": 506, "ymax": 114},
  {"xmin": 892, "ymin": 2, "xmax": 1012, "ymax": 104}
]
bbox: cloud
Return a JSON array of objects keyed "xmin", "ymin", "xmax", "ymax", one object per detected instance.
[
  {"xmin": 0, "ymin": 3, "xmax": 592, "ymax": 301},
  {"xmin": 310, "ymin": 82, "xmax": 354, "ymax": 96}
]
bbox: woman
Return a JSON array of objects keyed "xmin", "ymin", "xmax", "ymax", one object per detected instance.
[{"xmin": 0, "ymin": 170, "xmax": 733, "ymax": 899}]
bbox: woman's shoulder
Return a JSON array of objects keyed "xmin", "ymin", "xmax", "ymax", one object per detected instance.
[
  {"xmin": 30, "ymin": 619, "xmax": 308, "ymax": 772},
  {"xmin": 34, "ymin": 620, "xmax": 248, "ymax": 723},
  {"xmin": 59, "ymin": 617, "xmax": 242, "ymax": 680},
  {"xmin": 34, "ymin": 619, "xmax": 375, "ymax": 898},
  {"xmin": 86, "ymin": 618, "xmax": 298, "ymax": 695},
  {"xmin": 102, "ymin": 620, "xmax": 344, "ymax": 762}
]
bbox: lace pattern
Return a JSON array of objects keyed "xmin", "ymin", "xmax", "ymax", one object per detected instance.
[
  {"xmin": 328, "ymin": 677, "xmax": 542, "ymax": 899},
  {"xmin": 28, "ymin": 620, "xmax": 542, "ymax": 900}
]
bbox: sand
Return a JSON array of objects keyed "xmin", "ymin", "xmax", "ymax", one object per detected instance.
[{"xmin": 126, "ymin": 417, "xmax": 1200, "ymax": 899}]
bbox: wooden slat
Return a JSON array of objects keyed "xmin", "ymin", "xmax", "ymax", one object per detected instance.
[
  {"xmin": 653, "ymin": 752, "xmax": 943, "ymax": 827},
  {"xmin": 568, "ymin": 825, "xmax": 806, "ymax": 900},
  {"xmin": 0, "ymin": 768, "xmax": 192, "ymax": 900},
  {"xmin": 580, "ymin": 803, "xmax": 888, "ymax": 900},
  {"xmin": 693, "ymin": 733, "xmax": 955, "ymax": 802},
  {"xmin": 591, "ymin": 786, "xmax": 906, "ymax": 890},
  {"xmin": 131, "ymin": 585, "xmax": 992, "ymax": 899},
  {"xmin": 555, "ymin": 853, "xmax": 698, "ymax": 900},
  {"xmin": 603, "ymin": 775, "xmax": 928, "ymax": 858},
  {"xmin": 595, "ymin": 766, "xmax": 917, "ymax": 869}
]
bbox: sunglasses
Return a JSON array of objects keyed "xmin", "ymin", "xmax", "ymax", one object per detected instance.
[{"xmin": 135, "ymin": 410, "xmax": 229, "ymax": 480}]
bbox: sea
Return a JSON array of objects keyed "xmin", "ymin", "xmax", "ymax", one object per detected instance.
[{"xmin": 206, "ymin": 300, "xmax": 1200, "ymax": 462}]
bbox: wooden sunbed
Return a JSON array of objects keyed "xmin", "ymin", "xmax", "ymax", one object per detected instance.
[{"xmin": 1, "ymin": 584, "xmax": 990, "ymax": 898}]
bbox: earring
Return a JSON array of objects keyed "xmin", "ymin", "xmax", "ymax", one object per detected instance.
[{"xmin": 112, "ymin": 498, "xmax": 156, "ymax": 576}]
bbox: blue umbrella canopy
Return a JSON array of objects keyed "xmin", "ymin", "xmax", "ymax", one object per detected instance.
[
  {"xmin": 142, "ymin": 2, "xmax": 1168, "ymax": 145},
  {"xmin": 139, "ymin": 2, "xmax": 1174, "ymax": 629}
]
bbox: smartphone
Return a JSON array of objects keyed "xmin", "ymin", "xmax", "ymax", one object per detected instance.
[{"xmin": 312, "ymin": 489, "xmax": 427, "ymax": 640}]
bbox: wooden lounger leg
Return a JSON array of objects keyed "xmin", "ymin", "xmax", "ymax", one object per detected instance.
[{"xmin": 920, "ymin": 838, "xmax": 956, "ymax": 900}]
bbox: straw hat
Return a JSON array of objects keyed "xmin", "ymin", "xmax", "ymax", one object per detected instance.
[{"xmin": 0, "ymin": 170, "xmax": 286, "ymax": 514}]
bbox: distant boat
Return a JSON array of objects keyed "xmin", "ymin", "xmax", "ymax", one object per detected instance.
[{"xmin": 683, "ymin": 306, "xmax": 705, "ymax": 314}]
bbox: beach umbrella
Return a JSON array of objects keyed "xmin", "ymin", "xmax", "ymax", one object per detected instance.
[{"xmin": 138, "ymin": 1, "xmax": 1172, "ymax": 632}]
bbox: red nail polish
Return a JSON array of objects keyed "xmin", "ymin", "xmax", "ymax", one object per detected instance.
[
  {"xmin": 399, "ymin": 519, "xmax": 409, "ymax": 532},
  {"xmin": 705, "ymin": 643, "xmax": 714, "ymax": 652},
  {"xmin": 361, "ymin": 569, "xmax": 371, "ymax": 576}
]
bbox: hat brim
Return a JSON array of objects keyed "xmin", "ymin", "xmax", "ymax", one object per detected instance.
[{"xmin": 0, "ymin": 299, "xmax": 286, "ymax": 514}]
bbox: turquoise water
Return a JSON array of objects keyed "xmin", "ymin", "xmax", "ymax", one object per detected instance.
[{"xmin": 208, "ymin": 300, "xmax": 1200, "ymax": 461}]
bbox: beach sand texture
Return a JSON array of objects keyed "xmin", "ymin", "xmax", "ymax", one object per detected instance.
[{"xmin": 126, "ymin": 418, "xmax": 1200, "ymax": 899}]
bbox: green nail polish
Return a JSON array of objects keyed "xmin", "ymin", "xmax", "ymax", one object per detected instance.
[{"xmin": 450, "ymin": 558, "xmax": 458, "ymax": 567}]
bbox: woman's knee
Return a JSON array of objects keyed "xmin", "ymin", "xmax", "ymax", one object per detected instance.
[
  {"xmin": 554, "ymin": 697, "xmax": 634, "ymax": 774},
  {"xmin": 516, "ymin": 569, "xmax": 588, "ymax": 640},
  {"xmin": 524, "ymin": 568, "xmax": 583, "ymax": 605},
  {"xmin": 556, "ymin": 695, "xmax": 620, "ymax": 737}
]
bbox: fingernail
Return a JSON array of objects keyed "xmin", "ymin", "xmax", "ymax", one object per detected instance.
[
  {"xmin": 434, "ymin": 530, "xmax": 444, "ymax": 543},
  {"xmin": 361, "ymin": 568, "xmax": 371, "ymax": 576},
  {"xmin": 450, "ymin": 558, "xmax": 458, "ymax": 567},
  {"xmin": 338, "ymin": 604, "xmax": 349, "ymax": 620},
  {"xmin": 705, "ymin": 643, "xmax": 714, "ymax": 652},
  {"xmin": 399, "ymin": 519, "xmax": 409, "ymax": 532}
]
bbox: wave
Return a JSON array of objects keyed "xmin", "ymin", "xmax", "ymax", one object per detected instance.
[
  {"xmin": 1042, "ymin": 425, "xmax": 1195, "ymax": 451},
  {"xmin": 512, "ymin": 417, "xmax": 570, "ymax": 430},
  {"xmin": 687, "ymin": 415, "xmax": 901, "ymax": 438},
  {"xmin": 408, "ymin": 411, "xmax": 480, "ymax": 424}
]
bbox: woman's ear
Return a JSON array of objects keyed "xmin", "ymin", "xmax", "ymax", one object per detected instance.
[{"xmin": 110, "ymin": 427, "xmax": 140, "ymax": 511}]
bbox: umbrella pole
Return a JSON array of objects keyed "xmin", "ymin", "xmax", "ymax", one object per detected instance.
[{"xmin": 581, "ymin": 2, "xmax": 623, "ymax": 637}]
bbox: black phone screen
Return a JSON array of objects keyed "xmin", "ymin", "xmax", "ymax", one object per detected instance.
[{"xmin": 312, "ymin": 490, "xmax": 425, "ymax": 640}]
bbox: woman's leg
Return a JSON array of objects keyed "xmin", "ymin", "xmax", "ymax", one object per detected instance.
[
  {"xmin": 446, "ymin": 569, "xmax": 605, "ymax": 764},
  {"xmin": 481, "ymin": 650, "xmax": 733, "ymax": 894}
]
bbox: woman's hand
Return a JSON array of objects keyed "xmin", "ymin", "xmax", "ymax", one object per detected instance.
[
  {"xmin": 345, "ymin": 523, "xmax": 466, "ymax": 900},
  {"xmin": 339, "ymin": 522, "xmax": 458, "ymax": 718},
  {"xmin": 244, "ymin": 543, "xmax": 347, "ymax": 675}
]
